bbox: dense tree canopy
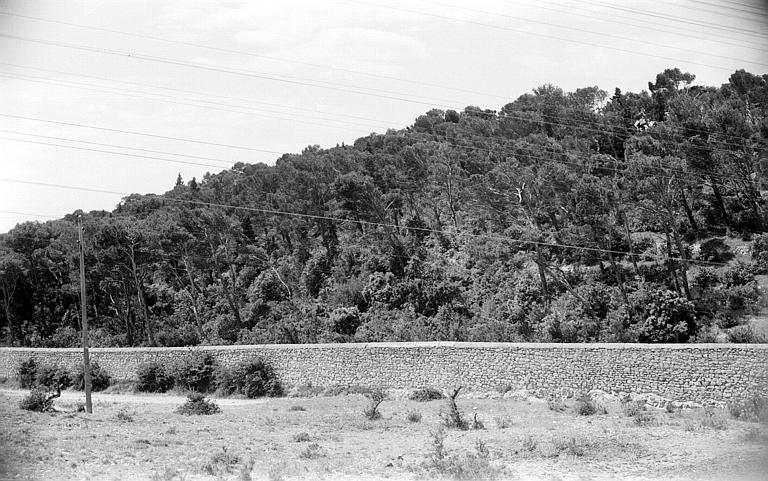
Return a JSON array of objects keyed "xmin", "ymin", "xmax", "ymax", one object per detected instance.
[{"xmin": 2, "ymin": 68, "xmax": 767, "ymax": 346}]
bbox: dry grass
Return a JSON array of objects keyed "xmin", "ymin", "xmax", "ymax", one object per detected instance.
[{"xmin": 1, "ymin": 389, "xmax": 767, "ymax": 480}]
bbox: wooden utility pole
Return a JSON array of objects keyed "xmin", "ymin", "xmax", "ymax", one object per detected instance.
[{"xmin": 78, "ymin": 215, "xmax": 93, "ymax": 414}]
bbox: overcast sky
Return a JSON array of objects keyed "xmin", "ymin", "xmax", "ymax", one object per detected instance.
[{"xmin": 0, "ymin": 0, "xmax": 766, "ymax": 234}]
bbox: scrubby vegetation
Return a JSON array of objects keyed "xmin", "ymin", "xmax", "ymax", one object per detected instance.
[
  {"xmin": 1, "ymin": 69, "xmax": 767, "ymax": 347},
  {"xmin": 72, "ymin": 361, "xmax": 111, "ymax": 391},
  {"xmin": 175, "ymin": 393, "xmax": 220, "ymax": 415}
]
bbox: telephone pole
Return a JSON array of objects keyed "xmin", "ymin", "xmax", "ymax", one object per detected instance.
[{"xmin": 77, "ymin": 215, "xmax": 93, "ymax": 414}]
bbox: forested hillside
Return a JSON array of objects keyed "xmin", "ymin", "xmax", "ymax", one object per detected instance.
[{"xmin": 2, "ymin": 68, "xmax": 767, "ymax": 347}]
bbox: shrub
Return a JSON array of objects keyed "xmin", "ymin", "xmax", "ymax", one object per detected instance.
[
  {"xmin": 547, "ymin": 396, "xmax": 567, "ymax": 413},
  {"xmin": 622, "ymin": 400, "xmax": 646, "ymax": 418},
  {"xmin": 171, "ymin": 351, "xmax": 216, "ymax": 393},
  {"xmin": 728, "ymin": 395, "xmax": 768, "ymax": 423},
  {"xmin": 288, "ymin": 405, "xmax": 306, "ymax": 412},
  {"xmin": 407, "ymin": 410, "xmax": 422, "ymax": 423},
  {"xmin": 427, "ymin": 427, "xmax": 498, "ymax": 480},
  {"xmin": 175, "ymin": 393, "xmax": 220, "ymax": 415},
  {"xmin": 73, "ymin": 361, "xmax": 111, "ymax": 391},
  {"xmin": 216, "ymin": 359, "xmax": 283, "ymax": 398},
  {"xmin": 410, "ymin": 387, "xmax": 445, "ymax": 402},
  {"xmin": 202, "ymin": 447, "xmax": 240, "ymax": 476},
  {"xmin": 363, "ymin": 389, "xmax": 386, "ymax": 420},
  {"xmin": 299, "ymin": 443, "xmax": 324, "ymax": 459},
  {"xmin": 116, "ymin": 408, "xmax": 134, "ymax": 422},
  {"xmin": 633, "ymin": 411, "xmax": 659, "ymax": 427},
  {"xmin": 136, "ymin": 361, "xmax": 174, "ymax": 393},
  {"xmin": 635, "ymin": 289, "xmax": 698, "ymax": 343},
  {"xmin": 727, "ymin": 325, "xmax": 767, "ymax": 343},
  {"xmin": 292, "ymin": 432, "xmax": 311, "ymax": 442},
  {"xmin": 34, "ymin": 365, "xmax": 72, "ymax": 390},
  {"xmin": 19, "ymin": 389, "xmax": 59, "ymax": 412},
  {"xmin": 698, "ymin": 406, "xmax": 728, "ymax": 430},
  {"xmin": 17, "ymin": 358, "xmax": 38, "ymax": 388},
  {"xmin": 573, "ymin": 394, "xmax": 598, "ymax": 416}
]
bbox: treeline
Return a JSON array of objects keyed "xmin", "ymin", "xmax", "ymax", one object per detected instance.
[{"xmin": 1, "ymin": 68, "xmax": 767, "ymax": 347}]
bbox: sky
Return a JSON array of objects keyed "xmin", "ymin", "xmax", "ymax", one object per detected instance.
[{"xmin": 0, "ymin": 0, "xmax": 766, "ymax": 234}]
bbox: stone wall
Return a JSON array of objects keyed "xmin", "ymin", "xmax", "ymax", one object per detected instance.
[{"xmin": 1, "ymin": 343, "xmax": 766, "ymax": 402}]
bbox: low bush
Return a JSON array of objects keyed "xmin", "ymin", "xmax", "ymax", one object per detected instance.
[
  {"xmin": 175, "ymin": 393, "xmax": 220, "ymax": 415},
  {"xmin": 171, "ymin": 351, "xmax": 216, "ymax": 393},
  {"xmin": 292, "ymin": 432, "xmax": 311, "ymax": 442},
  {"xmin": 622, "ymin": 400, "xmax": 646, "ymax": 418},
  {"xmin": 19, "ymin": 388, "xmax": 59, "ymax": 412},
  {"xmin": 573, "ymin": 393, "xmax": 601, "ymax": 416},
  {"xmin": 73, "ymin": 361, "xmax": 111, "ymax": 391},
  {"xmin": 407, "ymin": 410, "xmax": 423, "ymax": 423},
  {"xmin": 17, "ymin": 358, "xmax": 38, "ymax": 388},
  {"xmin": 727, "ymin": 325, "xmax": 767, "ymax": 344},
  {"xmin": 633, "ymin": 411, "xmax": 659, "ymax": 427},
  {"xmin": 136, "ymin": 361, "xmax": 174, "ymax": 393},
  {"xmin": 427, "ymin": 427, "xmax": 498, "ymax": 480},
  {"xmin": 216, "ymin": 359, "xmax": 283, "ymax": 398},
  {"xmin": 410, "ymin": 388, "xmax": 445, "ymax": 402},
  {"xmin": 34, "ymin": 365, "xmax": 72, "ymax": 390},
  {"xmin": 288, "ymin": 405, "xmax": 306, "ymax": 412},
  {"xmin": 202, "ymin": 446, "xmax": 240, "ymax": 476},
  {"xmin": 299, "ymin": 443, "xmax": 324, "ymax": 459},
  {"xmin": 728, "ymin": 395, "xmax": 768, "ymax": 423},
  {"xmin": 698, "ymin": 406, "xmax": 728, "ymax": 430}
]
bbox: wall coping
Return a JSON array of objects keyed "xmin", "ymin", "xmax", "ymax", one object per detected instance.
[{"xmin": 2, "ymin": 342, "xmax": 768, "ymax": 353}]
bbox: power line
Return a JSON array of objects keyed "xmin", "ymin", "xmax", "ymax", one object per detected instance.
[
  {"xmin": 507, "ymin": 0, "xmax": 764, "ymax": 52},
  {"xmin": 0, "ymin": 136, "xmax": 244, "ymax": 172},
  {"xmin": 0, "ymin": 63, "xmax": 401, "ymax": 128},
  {"xmin": 0, "ymin": 112, "xmax": 286, "ymax": 155},
  {"xmin": 342, "ymin": 0, "xmax": 758, "ymax": 71},
  {"xmin": 0, "ymin": 176, "xmax": 733, "ymax": 267},
  {"xmin": 0, "ymin": 32, "xmax": 758, "ymax": 150},
  {"xmin": 0, "ymin": 71, "xmax": 389, "ymax": 133},
  {"xmin": 0, "ymin": 10, "xmax": 511, "ymax": 103},
  {"xmin": 417, "ymin": 0, "xmax": 767, "ymax": 67},
  {"xmin": 0, "ymin": 129, "xmax": 234, "ymax": 166}
]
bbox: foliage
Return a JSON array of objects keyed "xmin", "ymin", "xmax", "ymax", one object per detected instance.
[
  {"xmin": 728, "ymin": 395, "xmax": 768, "ymax": 423},
  {"xmin": 727, "ymin": 325, "xmax": 767, "ymax": 343},
  {"xmin": 171, "ymin": 351, "xmax": 216, "ymax": 393},
  {"xmin": 73, "ymin": 361, "xmax": 111, "ymax": 391},
  {"xmin": 440, "ymin": 387, "xmax": 468, "ymax": 430},
  {"xmin": 136, "ymin": 361, "xmax": 174, "ymax": 393},
  {"xmin": 16, "ymin": 358, "xmax": 38, "ymax": 388},
  {"xmin": 427, "ymin": 427, "xmax": 499, "ymax": 480},
  {"xmin": 215, "ymin": 359, "xmax": 283, "ymax": 398},
  {"xmin": 175, "ymin": 392, "xmax": 221, "ymax": 415},
  {"xmin": 34, "ymin": 365, "xmax": 72, "ymax": 390},
  {"xmin": 19, "ymin": 388, "xmax": 59, "ymax": 412},
  {"xmin": 410, "ymin": 387, "xmax": 445, "ymax": 402},
  {"xmin": 1, "ymin": 68, "xmax": 766, "ymax": 347}
]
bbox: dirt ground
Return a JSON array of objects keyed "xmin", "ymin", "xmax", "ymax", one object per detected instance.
[{"xmin": 1, "ymin": 388, "xmax": 766, "ymax": 481}]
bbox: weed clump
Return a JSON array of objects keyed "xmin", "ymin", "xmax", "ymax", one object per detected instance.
[
  {"xmin": 202, "ymin": 446, "xmax": 240, "ymax": 475},
  {"xmin": 19, "ymin": 388, "xmax": 60, "ymax": 412},
  {"xmin": 73, "ymin": 361, "xmax": 111, "ymax": 391},
  {"xmin": 728, "ymin": 395, "xmax": 768, "ymax": 423},
  {"xmin": 299, "ymin": 443, "xmax": 324, "ymax": 459},
  {"xmin": 136, "ymin": 361, "xmax": 174, "ymax": 393},
  {"xmin": 410, "ymin": 387, "xmax": 445, "ymax": 402},
  {"xmin": 547, "ymin": 395, "xmax": 567, "ymax": 413},
  {"xmin": 407, "ymin": 410, "xmax": 422, "ymax": 423},
  {"xmin": 573, "ymin": 393, "xmax": 605, "ymax": 416},
  {"xmin": 116, "ymin": 408, "xmax": 134, "ymax": 422},
  {"xmin": 292, "ymin": 432, "xmax": 311, "ymax": 442},
  {"xmin": 363, "ymin": 389, "xmax": 386, "ymax": 420},
  {"xmin": 175, "ymin": 393, "xmax": 221, "ymax": 415},
  {"xmin": 427, "ymin": 427, "xmax": 498, "ymax": 480},
  {"xmin": 17, "ymin": 359, "xmax": 72, "ymax": 391},
  {"xmin": 288, "ymin": 405, "xmax": 306, "ymax": 412}
]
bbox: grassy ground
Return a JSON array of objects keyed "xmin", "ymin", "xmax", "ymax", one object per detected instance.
[{"xmin": 1, "ymin": 388, "xmax": 767, "ymax": 481}]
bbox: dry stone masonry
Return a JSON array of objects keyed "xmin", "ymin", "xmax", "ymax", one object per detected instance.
[{"xmin": 1, "ymin": 342, "xmax": 766, "ymax": 403}]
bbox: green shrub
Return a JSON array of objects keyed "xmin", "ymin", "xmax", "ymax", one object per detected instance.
[
  {"xmin": 215, "ymin": 359, "xmax": 282, "ymax": 398},
  {"xmin": 622, "ymin": 400, "xmax": 646, "ymax": 418},
  {"xmin": 171, "ymin": 351, "xmax": 216, "ymax": 393},
  {"xmin": 35, "ymin": 365, "xmax": 72, "ymax": 390},
  {"xmin": 175, "ymin": 393, "xmax": 220, "ymax": 415},
  {"xmin": 19, "ymin": 389, "xmax": 58, "ymax": 412},
  {"xmin": 136, "ymin": 361, "xmax": 174, "ymax": 393},
  {"xmin": 728, "ymin": 395, "xmax": 768, "ymax": 423},
  {"xmin": 573, "ymin": 394, "xmax": 598, "ymax": 416},
  {"xmin": 727, "ymin": 325, "xmax": 767, "ymax": 343},
  {"xmin": 73, "ymin": 361, "xmax": 111, "ymax": 391},
  {"xmin": 410, "ymin": 388, "xmax": 445, "ymax": 402},
  {"xmin": 292, "ymin": 432, "xmax": 311, "ymax": 442},
  {"xmin": 17, "ymin": 358, "xmax": 38, "ymax": 388}
]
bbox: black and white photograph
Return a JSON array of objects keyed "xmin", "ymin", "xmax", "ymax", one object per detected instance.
[{"xmin": 0, "ymin": 0, "xmax": 767, "ymax": 479}]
